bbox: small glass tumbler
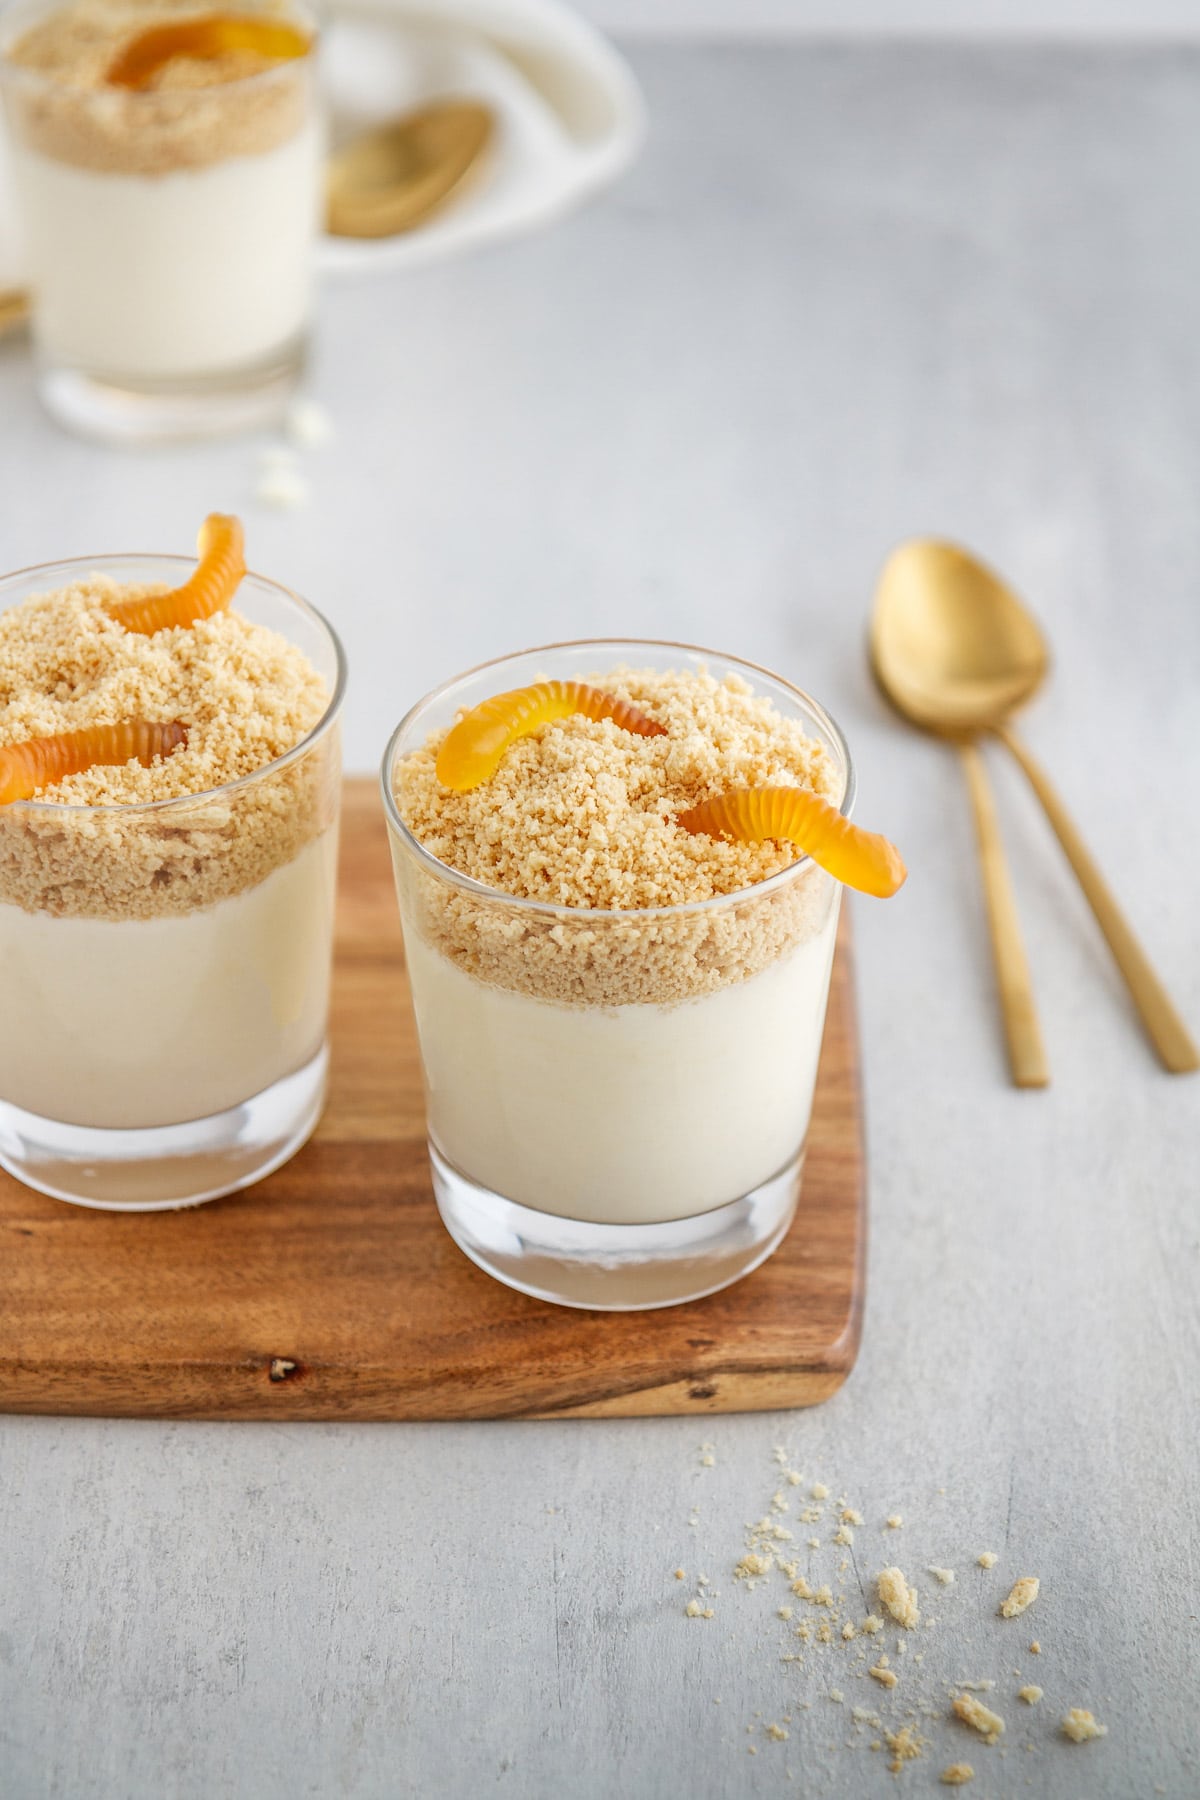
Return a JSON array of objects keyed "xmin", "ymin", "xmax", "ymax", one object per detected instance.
[
  {"xmin": 0, "ymin": 0, "xmax": 322, "ymax": 442},
  {"xmin": 381, "ymin": 639, "xmax": 854, "ymax": 1311},
  {"xmin": 0, "ymin": 555, "xmax": 345, "ymax": 1209}
]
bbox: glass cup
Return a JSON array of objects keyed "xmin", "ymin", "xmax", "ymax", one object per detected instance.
[
  {"xmin": 0, "ymin": 555, "xmax": 345, "ymax": 1209},
  {"xmin": 381, "ymin": 639, "xmax": 854, "ymax": 1311},
  {"xmin": 0, "ymin": 0, "xmax": 322, "ymax": 442}
]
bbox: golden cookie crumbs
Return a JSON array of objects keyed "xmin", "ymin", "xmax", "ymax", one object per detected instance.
[
  {"xmin": 1000, "ymin": 1577, "xmax": 1039, "ymax": 1618},
  {"xmin": 928, "ymin": 1567, "xmax": 956, "ymax": 1586},
  {"xmin": 0, "ymin": 575, "xmax": 333, "ymax": 919},
  {"xmin": 765, "ymin": 1724, "xmax": 788, "ymax": 1741},
  {"xmin": 884, "ymin": 1724, "xmax": 926, "ymax": 1772},
  {"xmin": 1029, "ymin": 1641, "xmax": 1041, "ymax": 1654},
  {"xmin": 977, "ymin": 1552, "xmax": 998, "ymax": 1569},
  {"xmin": 735, "ymin": 1553, "xmax": 773, "ymax": 1581},
  {"xmin": 876, "ymin": 1568, "xmax": 920, "ymax": 1630},
  {"xmin": 5, "ymin": 0, "xmax": 313, "ymax": 176},
  {"xmin": 869, "ymin": 1664, "xmax": 898, "ymax": 1689},
  {"xmin": 841, "ymin": 1622, "xmax": 857, "ymax": 1641},
  {"xmin": 1062, "ymin": 1708, "xmax": 1107, "ymax": 1742},
  {"xmin": 1018, "ymin": 1685, "xmax": 1042, "ymax": 1705},
  {"xmin": 940, "ymin": 1764, "xmax": 974, "ymax": 1785},
  {"xmin": 952, "ymin": 1693, "xmax": 1005, "ymax": 1744},
  {"xmin": 811, "ymin": 1482, "xmax": 830, "ymax": 1500},
  {"xmin": 392, "ymin": 666, "xmax": 840, "ymax": 1007},
  {"xmin": 861, "ymin": 1614, "xmax": 884, "ymax": 1635},
  {"xmin": 841, "ymin": 1508, "xmax": 863, "ymax": 1526}
]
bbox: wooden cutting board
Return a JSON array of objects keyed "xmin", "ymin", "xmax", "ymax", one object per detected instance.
[{"xmin": 0, "ymin": 779, "xmax": 866, "ymax": 1421}]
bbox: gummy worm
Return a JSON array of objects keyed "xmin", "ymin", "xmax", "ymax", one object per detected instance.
[
  {"xmin": 436, "ymin": 680, "xmax": 667, "ymax": 792},
  {"xmin": 0, "ymin": 721, "xmax": 189, "ymax": 805},
  {"xmin": 106, "ymin": 14, "xmax": 311, "ymax": 89},
  {"xmin": 676, "ymin": 785, "xmax": 907, "ymax": 898},
  {"xmin": 105, "ymin": 514, "xmax": 245, "ymax": 636}
]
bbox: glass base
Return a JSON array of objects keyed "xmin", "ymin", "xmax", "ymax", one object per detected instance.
[
  {"xmin": 0, "ymin": 1043, "xmax": 328, "ymax": 1211},
  {"xmin": 429, "ymin": 1138, "xmax": 804, "ymax": 1311},
  {"xmin": 36, "ymin": 336, "xmax": 305, "ymax": 445}
]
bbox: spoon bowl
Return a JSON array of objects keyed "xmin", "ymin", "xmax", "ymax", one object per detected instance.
[
  {"xmin": 327, "ymin": 99, "xmax": 494, "ymax": 240},
  {"xmin": 870, "ymin": 538, "xmax": 1049, "ymax": 735}
]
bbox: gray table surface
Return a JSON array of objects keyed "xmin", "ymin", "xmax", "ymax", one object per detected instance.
[{"xmin": 2, "ymin": 38, "xmax": 1199, "ymax": 1800}]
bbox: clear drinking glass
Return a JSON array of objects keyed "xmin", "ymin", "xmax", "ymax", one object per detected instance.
[
  {"xmin": 381, "ymin": 639, "xmax": 854, "ymax": 1311},
  {"xmin": 0, "ymin": 0, "xmax": 322, "ymax": 442},
  {"xmin": 0, "ymin": 555, "xmax": 345, "ymax": 1209}
]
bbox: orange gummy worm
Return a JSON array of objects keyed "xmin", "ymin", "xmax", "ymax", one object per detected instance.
[
  {"xmin": 106, "ymin": 14, "xmax": 311, "ymax": 88},
  {"xmin": 0, "ymin": 721, "xmax": 188, "ymax": 805},
  {"xmin": 436, "ymin": 680, "xmax": 667, "ymax": 792},
  {"xmin": 105, "ymin": 514, "xmax": 246, "ymax": 637},
  {"xmin": 676, "ymin": 785, "xmax": 907, "ymax": 898}
]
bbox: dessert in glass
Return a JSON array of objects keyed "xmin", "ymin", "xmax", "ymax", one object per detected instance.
[
  {"xmin": 0, "ymin": 0, "xmax": 321, "ymax": 440},
  {"xmin": 0, "ymin": 514, "xmax": 345, "ymax": 1209},
  {"xmin": 382, "ymin": 640, "xmax": 904, "ymax": 1310}
]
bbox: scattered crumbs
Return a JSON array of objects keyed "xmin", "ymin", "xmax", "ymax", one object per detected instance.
[
  {"xmin": 1000, "ymin": 1577, "xmax": 1039, "ymax": 1619},
  {"xmin": 929, "ymin": 1567, "xmax": 956, "ymax": 1586},
  {"xmin": 842, "ymin": 1622, "xmax": 857, "ymax": 1641},
  {"xmin": 779, "ymin": 1606, "xmax": 794, "ymax": 1621},
  {"xmin": 977, "ymin": 1552, "xmax": 998, "ymax": 1570},
  {"xmin": 877, "ymin": 1568, "xmax": 920, "ymax": 1629},
  {"xmin": 685, "ymin": 1599, "xmax": 715, "ymax": 1619},
  {"xmin": 829, "ymin": 1690, "xmax": 844, "ymax": 1704},
  {"xmin": 841, "ymin": 1508, "xmax": 863, "ymax": 1526},
  {"xmin": 698, "ymin": 1574, "xmax": 710, "ymax": 1586},
  {"xmin": 884, "ymin": 1724, "xmax": 927, "ymax": 1772},
  {"xmin": 795, "ymin": 1621, "xmax": 813, "ymax": 1642},
  {"xmin": 799, "ymin": 1506, "xmax": 822, "ymax": 1524},
  {"xmin": 814, "ymin": 1586, "xmax": 834, "ymax": 1607},
  {"xmin": 812, "ymin": 1483, "xmax": 830, "ymax": 1500},
  {"xmin": 1062, "ymin": 1708, "xmax": 1107, "ymax": 1743},
  {"xmin": 895, "ymin": 1639, "xmax": 907, "ymax": 1657},
  {"xmin": 674, "ymin": 1568, "xmax": 686, "ymax": 1581},
  {"xmin": 957, "ymin": 1680, "xmax": 995, "ymax": 1692},
  {"xmin": 851, "ymin": 1707, "xmax": 880, "ymax": 1726},
  {"xmin": 914, "ymin": 1653, "xmax": 924, "ymax": 1664},
  {"xmin": 940, "ymin": 1764, "xmax": 975, "ymax": 1786},
  {"xmin": 254, "ymin": 460, "xmax": 311, "ymax": 511},
  {"xmin": 817, "ymin": 1622, "xmax": 833, "ymax": 1644},
  {"xmin": 786, "ymin": 1471, "xmax": 803, "ymax": 1487},
  {"xmin": 771, "ymin": 1490, "xmax": 788, "ymax": 1511},
  {"xmin": 862, "ymin": 1615, "xmax": 884, "ymax": 1635},
  {"xmin": 700, "ymin": 1454, "xmax": 715, "ymax": 1467},
  {"xmin": 790, "ymin": 1576, "xmax": 812, "ymax": 1599},
  {"xmin": 747, "ymin": 1745, "xmax": 757, "ymax": 1755},
  {"xmin": 779, "ymin": 1560, "xmax": 799, "ymax": 1580},
  {"xmin": 284, "ymin": 395, "xmax": 333, "ymax": 449},
  {"xmin": 772, "ymin": 1446, "xmax": 788, "ymax": 1466},
  {"xmin": 886, "ymin": 1514, "xmax": 903, "ymax": 1529},
  {"xmin": 869, "ymin": 1664, "xmax": 898, "ymax": 1689},
  {"xmin": 834, "ymin": 1526, "xmax": 854, "ymax": 1546},
  {"xmin": 1029, "ymin": 1641, "xmax": 1041, "ymax": 1655},
  {"xmin": 952, "ymin": 1693, "xmax": 1005, "ymax": 1744},
  {"xmin": 735, "ymin": 1553, "xmax": 773, "ymax": 1582},
  {"xmin": 766, "ymin": 1724, "xmax": 789, "ymax": 1741},
  {"xmin": 1018, "ymin": 1686, "xmax": 1042, "ymax": 1705},
  {"xmin": 808, "ymin": 1537, "xmax": 821, "ymax": 1549}
]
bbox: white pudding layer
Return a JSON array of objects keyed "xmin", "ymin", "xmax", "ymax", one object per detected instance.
[
  {"xmin": 404, "ymin": 898, "xmax": 841, "ymax": 1228},
  {"xmin": 0, "ymin": 829, "xmax": 338, "ymax": 1129},
  {"xmin": 12, "ymin": 116, "xmax": 320, "ymax": 379}
]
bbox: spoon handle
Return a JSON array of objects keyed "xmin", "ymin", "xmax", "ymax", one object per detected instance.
[
  {"xmin": 996, "ymin": 726, "xmax": 1199, "ymax": 1074},
  {"xmin": 958, "ymin": 740, "xmax": 1050, "ymax": 1088}
]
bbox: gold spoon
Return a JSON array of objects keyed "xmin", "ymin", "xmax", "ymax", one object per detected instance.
[
  {"xmin": 0, "ymin": 288, "xmax": 30, "ymax": 337},
  {"xmin": 326, "ymin": 98, "xmax": 494, "ymax": 240},
  {"xmin": 871, "ymin": 538, "xmax": 1198, "ymax": 1079}
]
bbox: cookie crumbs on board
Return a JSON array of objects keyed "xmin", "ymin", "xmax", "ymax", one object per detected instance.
[
  {"xmin": 940, "ymin": 1764, "xmax": 974, "ymax": 1785},
  {"xmin": 870, "ymin": 1664, "xmax": 898, "ymax": 1689},
  {"xmin": 1018, "ymin": 1685, "xmax": 1042, "ymax": 1705},
  {"xmin": 976, "ymin": 1552, "xmax": 998, "ymax": 1569},
  {"xmin": 886, "ymin": 1514, "xmax": 903, "ymax": 1529},
  {"xmin": 928, "ymin": 1568, "xmax": 956, "ymax": 1586},
  {"xmin": 1000, "ymin": 1577, "xmax": 1039, "ymax": 1618},
  {"xmin": 884, "ymin": 1724, "xmax": 926, "ymax": 1773},
  {"xmin": 1062, "ymin": 1708, "xmax": 1107, "ymax": 1743},
  {"xmin": 876, "ymin": 1568, "xmax": 920, "ymax": 1629},
  {"xmin": 1029, "ymin": 1641, "xmax": 1041, "ymax": 1654},
  {"xmin": 952, "ymin": 1693, "xmax": 1005, "ymax": 1744}
]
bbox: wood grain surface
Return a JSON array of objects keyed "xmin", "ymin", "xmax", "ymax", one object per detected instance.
[{"xmin": 0, "ymin": 779, "xmax": 865, "ymax": 1421}]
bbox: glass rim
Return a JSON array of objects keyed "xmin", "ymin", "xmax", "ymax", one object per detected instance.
[
  {"xmin": 0, "ymin": 550, "xmax": 346, "ymax": 818},
  {"xmin": 0, "ymin": 1, "xmax": 319, "ymax": 95},
  {"xmin": 380, "ymin": 635, "xmax": 857, "ymax": 924}
]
